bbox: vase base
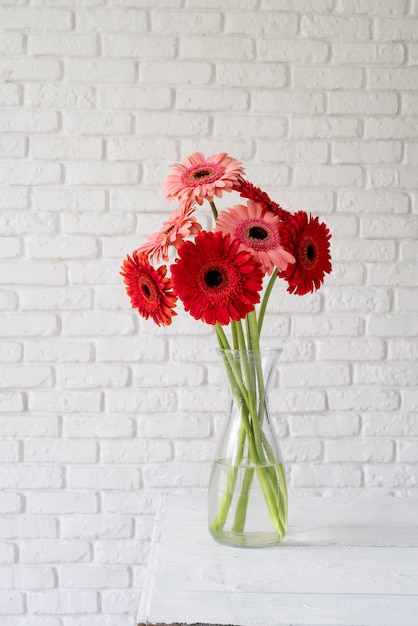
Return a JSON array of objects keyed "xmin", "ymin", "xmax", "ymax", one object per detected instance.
[{"xmin": 209, "ymin": 527, "xmax": 285, "ymax": 549}]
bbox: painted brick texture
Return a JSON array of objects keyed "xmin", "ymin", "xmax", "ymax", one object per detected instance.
[{"xmin": 0, "ymin": 0, "xmax": 417, "ymax": 624}]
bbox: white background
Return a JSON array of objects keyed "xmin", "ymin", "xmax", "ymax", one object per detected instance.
[{"xmin": 0, "ymin": 0, "xmax": 417, "ymax": 624}]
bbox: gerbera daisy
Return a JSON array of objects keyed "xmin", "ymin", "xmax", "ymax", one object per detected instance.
[
  {"xmin": 233, "ymin": 179, "xmax": 289, "ymax": 220},
  {"xmin": 278, "ymin": 211, "xmax": 332, "ymax": 296},
  {"xmin": 170, "ymin": 230, "xmax": 263, "ymax": 326},
  {"xmin": 120, "ymin": 251, "xmax": 177, "ymax": 326},
  {"xmin": 163, "ymin": 152, "xmax": 245, "ymax": 205},
  {"xmin": 136, "ymin": 199, "xmax": 202, "ymax": 264},
  {"xmin": 215, "ymin": 200, "xmax": 295, "ymax": 275}
]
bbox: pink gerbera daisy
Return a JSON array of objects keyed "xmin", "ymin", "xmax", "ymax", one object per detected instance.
[
  {"xmin": 163, "ymin": 152, "xmax": 245, "ymax": 205},
  {"xmin": 215, "ymin": 200, "xmax": 295, "ymax": 275},
  {"xmin": 136, "ymin": 199, "xmax": 202, "ymax": 264}
]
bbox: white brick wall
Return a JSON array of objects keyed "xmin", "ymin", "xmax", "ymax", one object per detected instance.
[{"xmin": 1, "ymin": 0, "xmax": 417, "ymax": 623}]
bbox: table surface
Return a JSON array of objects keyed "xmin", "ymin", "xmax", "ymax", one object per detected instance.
[{"xmin": 137, "ymin": 492, "xmax": 418, "ymax": 626}]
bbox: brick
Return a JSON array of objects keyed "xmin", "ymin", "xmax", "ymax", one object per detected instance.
[
  {"xmin": 103, "ymin": 34, "xmax": 176, "ymax": 58},
  {"xmin": 281, "ymin": 363, "xmax": 350, "ymax": 388},
  {"xmin": 22, "ymin": 543, "xmax": 92, "ymax": 565},
  {"xmin": 135, "ymin": 362, "xmax": 204, "ymax": 387},
  {"xmin": 33, "ymin": 188, "xmax": 106, "ymax": 212},
  {"xmin": 143, "ymin": 463, "xmax": 209, "ymax": 488},
  {"xmin": 0, "ymin": 8, "xmax": 72, "ymax": 30},
  {"xmin": 253, "ymin": 91, "xmax": 325, "ymax": 114},
  {"xmin": 0, "ymin": 161, "xmax": 61, "ymax": 185},
  {"xmin": 63, "ymin": 413, "xmax": 134, "ymax": 438},
  {"xmin": 374, "ymin": 17, "xmax": 418, "ymax": 40},
  {"xmin": 29, "ymin": 391, "xmax": 102, "ymax": 413},
  {"xmin": 140, "ymin": 61, "xmax": 212, "ymax": 85},
  {"xmin": 0, "ymin": 187, "xmax": 28, "ymax": 210},
  {"xmin": 292, "ymin": 463, "xmax": 363, "ymax": 488},
  {"xmin": 0, "ymin": 465, "xmax": 63, "ymax": 489},
  {"xmin": 397, "ymin": 440, "xmax": 418, "ymax": 463},
  {"xmin": 395, "ymin": 290, "xmax": 418, "ymax": 313},
  {"xmin": 317, "ymin": 338, "xmax": 385, "ymax": 361},
  {"xmin": 136, "ymin": 112, "xmax": 210, "ymax": 137},
  {"xmin": 106, "ymin": 388, "xmax": 177, "ymax": 414},
  {"xmin": 325, "ymin": 439, "xmax": 394, "ymax": 462},
  {"xmin": 292, "ymin": 117, "xmax": 361, "ymax": 139},
  {"xmin": 0, "ymin": 365, "xmax": 53, "ymax": 389},
  {"xmin": 107, "ymin": 137, "xmax": 177, "ymax": 162},
  {"xmin": 181, "ymin": 35, "xmax": 254, "ymax": 60},
  {"xmin": 329, "ymin": 92, "xmax": 398, "ymax": 115},
  {"xmin": 137, "ymin": 414, "xmax": 211, "ymax": 439},
  {"xmin": 58, "ymin": 364, "xmax": 129, "ymax": 388},
  {"xmin": 258, "ymin": 140, "xmax": 328, "ymax": 164},
  {"xmin": 177, "ymin": 88, "xmax": 249, "ymax": 112},
  {"xmin": 25, "ymin": 340, "xmax": 93, "ymax": 363},
  {"xmin": 225, "ymin": 12, "xmax": 298, "ymax": 36},
  {"xmin": 27, "ymin": 235, "xmax": 98, "ymax": 259},
  {"xmin": 365, "ymin": 117, "xmax": 418, "ymax": 139},
  {"xmin": 0, "ymin": 342, "xmax": 22, "ymax": 363},
  {"xmin": 333, "ymin": 141, "xmax": 401, "ymax": 164},
  {"xmin": 98, "ymin": 87, "xmax": 171, "ymax": 111},
  {"xmin": 301, "ymin": 15, "xmax": 370, "ymax": 39},
  {"xmin": 0, "ymin": 314, "xmax": 58, "ymax": 337},
  {"xmin": 327, "ymin": 388, "xmax": 399, "ymax": 411},
  {"xmin": 64, "ymin": 112, "xmax": 132, "ymax": 136},
  {"xmin": 30, "ymin": 137, "xmax": 102, "ymax": 160},
  {"xmin": 388, "ymin": 339, "xmax": 418, "ymax": 361},
  {"xmin": 63, "ymin": 312, "xmax": 135, "ymax": 336},
  {"xmin": 0, "ymin": 517, "xmax": 56, "ymax": 539},
  {"xmin": 25, "ymin": 439, "xmax": 98, "ymax": 463},
  {"xmin": 354, "ymin": 363, "xmax": 418, "ymax": 386},
  {"xmin": 363, "ymin": 463, "xmax": 417, "ymax": 488},
  {"xmin": 0, "ymin": 58, "xmax": 62, "ymax": 81},
  {"xmin": 0, "ymin": 592, "xmax": 23, "ymax": 614},
  {"xmin": 361, "ymin": 216, "xmax": 418, "ymax": 238},
  {"xmin": 0, "ymin": 261, "xmax": 65, "ymax": 285},
  {"xmin": 0, "ymin": 110, "xmax": 59, "ymax": 133},
  {"xmin": 368, "ymin": 263, "xmax": 417, "ymax": 287},
  {"xmin": 77, "ymin": 9, "xmax": 147, "ymax": 31},
  {"xmin": 281, "ymin": 439, "xmax": 323, "ymax": 462},
  {"xmin": 338, "ymin": 190, "xmax": 409, "ymax": 214},
  {"xmin": 327, "ymin": 287, "xmax": 391, "ymax": 313},
  {"xmin": 0, "ymin": 135, "xmax": 27, "ymax": 158},
  {"xmin": 27, "ymin": 84, "xmax": 95, "ymax": 110},
  {"xmin": 217, "ymin": 62, "xmax": 286, "ymax": 88},
  {"xmin": 59, "ymin": 565, "xmax": 130, "ymax": 588},
  {"xmin": 332, "ymin": 239, "xmax": 396, "ymax": 262},
  {"xmin": 258, "ymin": 39, "xmax": 328, "ymax": 63},
  {"xmin": 67, "ymin": 59, "xmax": 136, "ymax": 83},
  {"xmin": 332, "ymin": 42, "xmax": 405, "ymax": 64},
  {"xmin": 101, "ymin": 440, "xmax": 173, "ymax": 464},
  {"xmin": 66, "ymin": 163, "xmax": 140, "ymax": 185},
  {"xmin": 151, "ymin": 10, "xmax": 221, "ymax": 33},
  {"xmin": 68, "ymin": 466, "xmax": 140, "ymax": 490},
  {"xmin": 0, "ymin": 33, "xmax": 23, "ymax": 55},
  {"xmin": 294, "ymin": 165, "xmax": 363, "ymax": 188},
  {"xmin": 289, "ymin": 414, "xmax": 361, "ymax": 437},
  {"xmin": 0, "ymin": 416, "xmax": 58, "ymax": 437},
  {"xmin": 293, "ymin": 66, "xmax": 363, "ymax": 90},
  {"xmin": 368, "ymin": 315, "xmax": 418, "ymax": 337},
  {"xmin": 28, "ymin": 34, "xmax": 98, "ymax": 56},
  {"xmin": 26, "ymin": 491, "xmax": 98, "ymax": 514},
  {"xmin": 0, "ymin": 84, "xmax": 21, "ymax": 106},
  {"xmin": 0, "ymin": 291, "xmax": 17, "ymax": 311},
  {"xmin": 27, "ymin": 590, "xmax": 97, "ymax": 613}
]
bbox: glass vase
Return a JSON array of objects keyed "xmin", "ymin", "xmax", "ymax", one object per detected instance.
[{"xmin": 208, "ymin": 348, "xmax": 288, "ymax": 548}]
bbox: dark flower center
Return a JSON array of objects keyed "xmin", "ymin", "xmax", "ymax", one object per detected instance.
[
  {"xmin": 306, "ymin": 243, "xmax": 316, "ymax": 262},
  {"xmin": 249, "ymin": 226, "xmax": 268, "ymax": 240},
  {"xmin": 193, "ymin": 168, "xmax": 213, "ymax": 180},
  {"xmin": 205, "ymin": 269, "xmax": 223, "ymax": 288},
  {"xmin": 141, "ymin": 283, "xmax": 151, "ymax": 298}
]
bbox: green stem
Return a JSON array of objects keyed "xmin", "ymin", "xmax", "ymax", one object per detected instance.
[
  {"xmin": 209, "ymin": 200, "xmax": 218, "ymax": 221},
  {"xmin": 258, "ymin": 271, "xmax": 278, "ymax": 335}
]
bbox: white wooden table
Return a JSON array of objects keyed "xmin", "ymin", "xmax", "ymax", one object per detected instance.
[{"xmin": 138, "ymin": 492, "xmax": 418, "ymax": 626}]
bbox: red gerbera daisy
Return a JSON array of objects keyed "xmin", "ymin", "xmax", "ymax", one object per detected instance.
[
  {"xmin": 170, "ymin": 230, "xmax": 264, "ymax": 326},
  {"xmin": 120, "ymin": 251, "xmax": 177, "ymax": 326},
  {"xmin": 233, "ymin": 179, "xmax": 289, "ymax": 220},
  {"xmin": 215, "ymin": 200, "xmax": 295, "ymax": 275},
  {"xmin": 163, "ymin": 152, "xmax": 245, "ymax": 205},
  {"xmin": 278, "ymin": 211, "xmax": 332, "ymax": 296}
]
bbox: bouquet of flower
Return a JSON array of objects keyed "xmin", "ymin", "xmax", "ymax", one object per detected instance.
[{"xmin": 121, "ymin": 152, "xmax": 332, "ymax": 545}]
